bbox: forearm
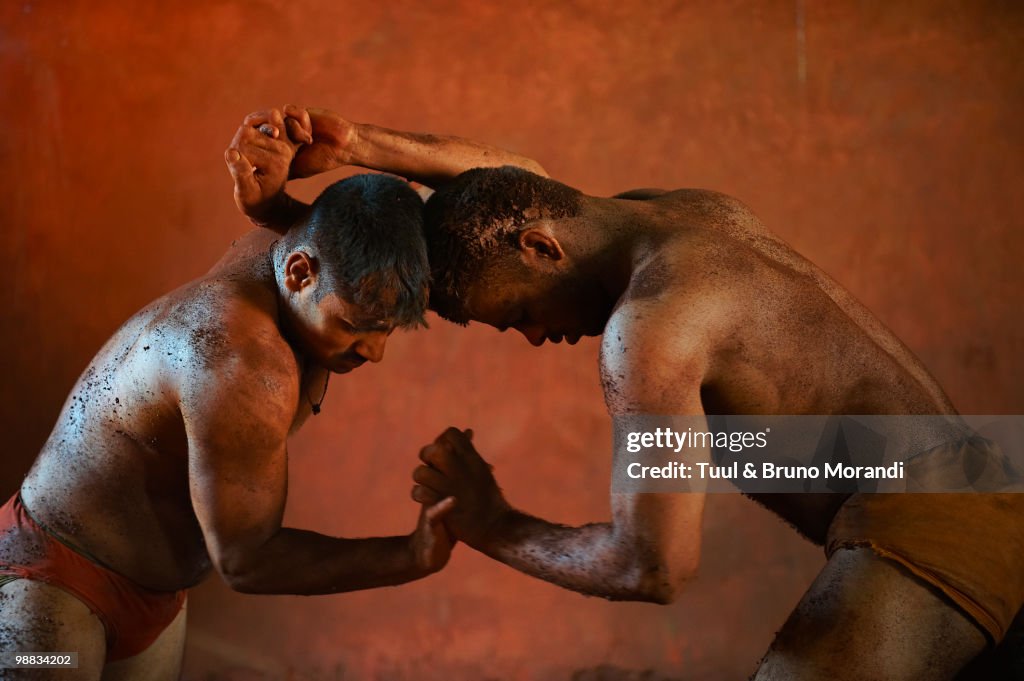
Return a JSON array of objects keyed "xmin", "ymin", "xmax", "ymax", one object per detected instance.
[
  {"xmin": 217, "ymin": 527, "xmax": 427, "ymax": 595},
  {"xmin": 475, "ymin": 510, "xmax": 677, "ymax": 603},
  {"xmin": 350, "ymin": 123, "xmax": 547, "ymax": 187},
  {"xmin": 246, "ymin": 193, "xmax": 311, "ymax": 236}
]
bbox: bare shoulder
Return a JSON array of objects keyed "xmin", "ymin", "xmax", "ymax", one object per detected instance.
[
  {"xmin": 599, "ymin": 234, "xmax": 753, "ymax": 415},
  {"xmin": 168, "ymin": 277, "xmax": 299, "ymax": 414},
  {"xmin": 658, "ymin": 189, "xmax": 766, "ymax": 232},
  {"xmin": 599, "ymin": 291, "xmax": 716, "ymax": 415},
  {"xmin": 206, "ymin": 228, "xmax": 280, "ymax": 275}
]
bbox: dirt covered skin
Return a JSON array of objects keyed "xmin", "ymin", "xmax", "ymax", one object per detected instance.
[{"xmin": 16, "ymin": 229, "xmax": 320, "ymax": 591}]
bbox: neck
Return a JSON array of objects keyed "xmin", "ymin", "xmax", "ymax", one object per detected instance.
[{"xmin": 571, "ymin": 195, "xmax": 657, "ymax": 303}]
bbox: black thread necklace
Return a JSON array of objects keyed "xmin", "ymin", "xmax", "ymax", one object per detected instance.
[{"xmin": 309, "ymin": 371, "xmax": 330, "ymax": 415}]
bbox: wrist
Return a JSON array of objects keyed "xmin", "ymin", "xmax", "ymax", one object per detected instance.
[
  {"xmin": 251, "ymin": 193, "xmax": 308, "ymax": 230},
  {"xmin": 406, "ymin": 528, "xmax": 444, "ymax": 579},
  {"xmin": 467, "ymin": 501, "xmax": 514, "ymax": 552},
  {"xmin": 334, "ymin": 119, "xmax": 364, "ymax": 167}
]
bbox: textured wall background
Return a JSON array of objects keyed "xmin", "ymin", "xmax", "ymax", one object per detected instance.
[{"xmin": 1, "ymin": 1, "xmax": 1022, "ymax": 679}]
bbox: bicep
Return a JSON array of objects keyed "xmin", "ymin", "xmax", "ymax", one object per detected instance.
[
  {"xmin": 601, "ymin": 302, "xmax": 710, "ymax": 572},
  {"xmin": 600, "ymin": 299, "xmax": 709, "ymax": 415},
  {"xmin": 181, "ymin": 359, "xmax": 296, "ymax": 567}
]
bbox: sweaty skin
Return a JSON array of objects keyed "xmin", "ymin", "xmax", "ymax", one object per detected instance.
[
  {"xmin": 18, "ymin": 245, "xmax": 449, "ymax": 594},
  {"xmin": 414, "ymin": 190, "xmax": 1001, "ymax": 681},
  {"xmin": 1, "ymin": 122, "xmax": 455, "ymax": 679},
  {"xmin": 230, "ymin": 108, "xmax": 999, "ymax": 680},
  {"xmin": 413, "ymin": 188, "xmax": 959, "ymax": 595}
]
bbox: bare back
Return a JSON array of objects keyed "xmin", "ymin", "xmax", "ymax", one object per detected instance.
[
  {"xmin": 602, "ymin": 190, "xmax": 957, "ymax": 541},
  {"xmin": 19, "ymin": 231, "xmax": 322, "ymax": 590}
]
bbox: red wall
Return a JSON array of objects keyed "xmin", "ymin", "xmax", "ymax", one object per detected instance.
[{"xmin": 2, "ymin": 1, "xmax": 1022, "ymax": 678}]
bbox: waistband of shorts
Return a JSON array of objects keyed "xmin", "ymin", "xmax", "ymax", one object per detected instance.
[{"xmin": 13, "ymin": 491, "xmax": 185, "ymax": 597}]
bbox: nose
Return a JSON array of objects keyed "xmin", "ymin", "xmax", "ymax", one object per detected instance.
[
  {"xmin": 356, "ymin": 331, "xmax": 388, "ymax": 363},
  {"xmin": 516, "ymin": 324, "xmax": 546, "ymax": 347}
]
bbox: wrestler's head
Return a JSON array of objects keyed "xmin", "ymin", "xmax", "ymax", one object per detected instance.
[
  {"xmin": 424, "ymin": 166, "xmax": 609, "ymax": 346},
  {"xmin": 274, "ymin": 174, "xmax": 429, "ymax": 372}
]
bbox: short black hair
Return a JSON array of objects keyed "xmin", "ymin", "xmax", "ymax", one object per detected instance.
[
  {"xmin": 288, "ymin": 174, "xmax": 429, "ymax": 328},
  {"xmin": 423, "ymin": 166, "xmax": 582, "ymax": 324}
]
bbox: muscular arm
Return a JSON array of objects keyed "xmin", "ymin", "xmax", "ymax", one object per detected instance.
[
  {"xmin": 473, "ymin": 492, "xmax": 703, "ymax": 603},
  {"xmin": 282, "ymin": 106, "xmax": 547, "ymax": 186},
  {"xmin": 345, "ymin": 121, "xmax": 548, "ymax": 187},
  {"xmin": 181, "ymin": 313, "xmax": 450, "ymax": 595},
  {"xmin": 417, "ymin": 300, "xmax": 709, "ymax": 602},
  {"xmin": 226, "ymin": 107, "xmax": 547, "ymax": 233}
]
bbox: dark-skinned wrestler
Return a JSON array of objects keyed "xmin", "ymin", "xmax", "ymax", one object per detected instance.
[{"xmin": 230, "ymin": 106, "xmax": 1024, "ymax": 681}]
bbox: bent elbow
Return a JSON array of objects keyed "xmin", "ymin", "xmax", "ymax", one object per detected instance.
[
  {"xmin": 633, "ymin": 558, "xmax": 697, "ymax": 605},
  {"xmin": 213, "ymin": 551, "xmax": 267, "ymax": 594},
  {"xmin": 221, "ymin": 570, "xmax": 264, "ymax": 594},
  {"xmin": 642, "ymin": 578, "xmax": 684, "ymax": 605}
]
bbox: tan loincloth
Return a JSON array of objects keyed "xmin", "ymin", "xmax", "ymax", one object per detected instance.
[
  {"xmin": 827, "ymin": 438, "xmax": 1024, "ymax": 643},
  {"xmin": 827, "ymin": 436, "xmax": 1019, "ymax": 643}
]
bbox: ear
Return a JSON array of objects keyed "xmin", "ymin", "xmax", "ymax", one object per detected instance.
[
  {"xmin": 517, "ymin": 226, "xmax": 565, "ymax": 265},
  {"xmin": 283, "ymin": 251, "xmax": 318, "ymax": 293}
]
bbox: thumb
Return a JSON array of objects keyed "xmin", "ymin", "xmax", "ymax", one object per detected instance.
[
  {"xmin": 224, "ymin": 148, "xmax": 259, "ymax": 204},
  {"xmin": 463, "ymin": 428, "xmax": 474, "ymax": 441},
  {"xmin": 284, "ymin": 117, "xmax": 313, "ymax": 145},
  {"xmin": 283, "ymin": 104, "xmax": 314, "ymax": 142},
  {"xmin": 425, "ymin": 496, "xmax": 456, "ymax": 524}
]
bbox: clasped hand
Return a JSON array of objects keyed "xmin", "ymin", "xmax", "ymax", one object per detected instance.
[
  {"xmin": 412, "ymin": 427, "xmax": 511, "ymax": 549},
  {"xmin": 223, "ymin": 105, "xmax": 358, "ymax": 225}
]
